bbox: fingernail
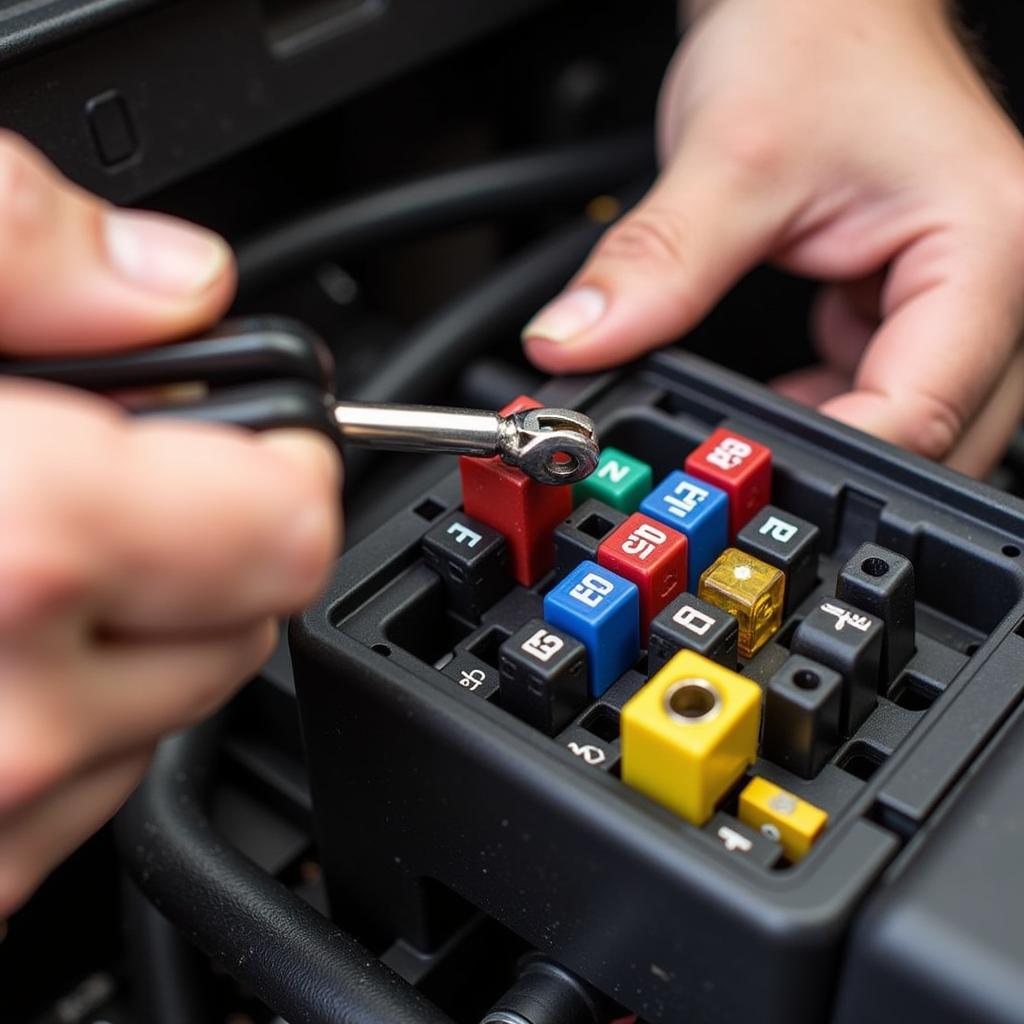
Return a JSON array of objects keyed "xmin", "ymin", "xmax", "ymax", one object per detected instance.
[
  {"xmin": 522, "ymin": 286, "xmax": 607, "ymax": 344},
  {"xmin": 103, "ymin": 208, "xmax": 231, "ymax": 297}
]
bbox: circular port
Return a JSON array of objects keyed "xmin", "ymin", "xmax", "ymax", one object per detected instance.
[
  {"xmin": 861, "ymin": 557, "xmax": 889, "ymax": 577},
  {"xmin": 793, "ymin": 669, "xmax": 820, "ymax": 691},
  {"xmin": 664, "ymin": 678, "xmax": 722, "ymax": 725}
]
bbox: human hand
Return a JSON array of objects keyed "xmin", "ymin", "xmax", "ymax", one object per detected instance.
[
  {"xmin": 524, "ymin": 0, "xmax": 1024, "ymax": 477},
  {"xmin": 0, "ymin": 133, "xmax": 341, "ymax": 916}
]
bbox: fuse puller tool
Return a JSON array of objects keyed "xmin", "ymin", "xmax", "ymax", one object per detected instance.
[{"xmin": 0, "ymin": 314, "xmax": 600, "ymax": 485}]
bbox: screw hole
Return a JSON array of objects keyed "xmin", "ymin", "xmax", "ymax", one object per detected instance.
[
  {"xmin": 371, "ymin": 643, "xmax": 392, "ymax": 657},
  {"xmin": 664, "ymin": 678, "xmax": 721, "ymax": 724},
  {"xmin": 1003, "ymin": 544, "xmax": 1021, "ymax": 558},
  {"xmin": 861, "ymin": 557, "xmax": 889, "ymax": 577},
  {"xmin": 793, "ymin": 669, "xmax": 820, "ymax": 691}
]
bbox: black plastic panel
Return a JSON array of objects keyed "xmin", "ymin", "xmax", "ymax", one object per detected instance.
[
  {"xmin": 0, "ymin": 0, "xmax": 555, "ymax": 201},
  {"xmin": 292, "ymin": 350, "xmax": 1024, "ymax": 1023}
]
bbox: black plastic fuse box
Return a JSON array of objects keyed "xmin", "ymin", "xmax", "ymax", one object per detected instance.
[{"xmin": 291, "ymin": 348, "xmax": 1024, "ymax": 1023}]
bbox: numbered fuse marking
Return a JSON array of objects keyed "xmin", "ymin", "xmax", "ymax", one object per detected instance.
[
  {"xmin": 544, "ymin": 561, "xmax": 640, "ymax": 697},
  {"xmin": 685, "ymin": 427, "xmax": 772, "ymax": 538},
  {"xmin": 441, "ymin": 652, "xmax": 501, "ymax": 702},
  {"xmin": 736, "ymin": 505, "xmax": 820, "ymax": 614},
  {"xmin": 499, "ymin": 619, "xmax": 587, "ymax": 736},
  {"xmin": 640, "ymin": 471, "xmax": 728, "ymax": 590},
  {"xmin": 598, "ymin": 513, "xmax": 688, "ymax": 638},
  {"xmin": 556, "ymin": 722, "xmax": 620, "ymax": 773},
  {"xmin": 648, "ymin": 592, "xmax": 739, "ymax": 673},
  {"xmin": 422, "ymin": 511, "xmax": 510, "ymax": 622}
]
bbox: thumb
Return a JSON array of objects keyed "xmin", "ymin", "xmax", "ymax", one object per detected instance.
[
  {"xmin": 522, "ymin": 142, "xmax": 790, "ymax": 373},
  {"xmin": 0, "ymin": 132, "xmax": 235, "ymax": 356}
]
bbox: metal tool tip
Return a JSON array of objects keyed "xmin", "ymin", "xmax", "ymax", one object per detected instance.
[{"xmin": 505, "ymin": 407, "xmax": 600, "ymax": 486}]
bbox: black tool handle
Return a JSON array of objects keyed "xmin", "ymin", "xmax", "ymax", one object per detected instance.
[
  {"xmin": 0, "ymin": 316, "xmax": 335, "ymax": 392},
  {"xmin": 134, "ymin": 379, "xmax": 340, "ymax": 443}
]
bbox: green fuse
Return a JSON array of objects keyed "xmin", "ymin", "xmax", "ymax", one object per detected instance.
[{"xmin": 574, "ymin": 446, "xmax": 653, "ymax": 513}]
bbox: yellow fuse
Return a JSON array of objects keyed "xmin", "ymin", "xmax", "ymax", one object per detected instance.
[
  {"xmin": 621, "ymin": 651, "xmax": 761, "ymax": 826},
  {"xmin": 698, "ymin": 548, "xmax": 785, "ymax": 659},
  {"xmin": 738, "ymin": 776, "xmax": 828, "ymax": 861}
]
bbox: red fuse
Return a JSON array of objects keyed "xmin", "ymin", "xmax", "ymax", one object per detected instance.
[
  {"xmin": 597, "ymin": 512, "xmax": 688, "ymax": 637},
  {"xmin": 685, "ymin": 428, "xmax": 772, "ymax": 538},
  {"xmin": 459, "ymin": 395, "xmax": 573, "ymax": 586}
]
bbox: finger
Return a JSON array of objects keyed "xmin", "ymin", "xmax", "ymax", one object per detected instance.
[
  {"xmin": 772, "ymin": 364, "xmax": 852, "ymax": 407},
  {"xmin": 0, "ymin": 386, "xmax": 342, "ymax": 634},
  {"xmin": 820, "ymin": 231, "xmax": 1024, "ymax": 462},
  {"xmin": 0, "ymin": 749, "xmax": 150, "ymax": 918},
  {"xmin": 0, "ymin": 619, "xmax": 276, "ymax": 814},
  {"xmin": 0, "ymin": 131, "xmax": 234, "ymax": 355},
  {"xmin": 522, "ymin": 131, "xmax": 796, "ymax": 373},
  {"xmin": 92, "ymin": 425, "xmax": 342, "ymax": 632},
  {"xmin": 811, "ymin": 280, "xmax": 879, "ymax": 376},
  {"xmin": 944, "ymin": 346, "xmax": 1024, "ymax": 478}
]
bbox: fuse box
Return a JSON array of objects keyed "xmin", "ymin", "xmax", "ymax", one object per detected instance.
[{"xmin": 291, "ymin": 348, "xmax": 1024, "ymax": 1023}]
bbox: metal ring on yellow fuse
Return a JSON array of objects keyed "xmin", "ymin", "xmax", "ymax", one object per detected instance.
[{"xmin": 662, "ymin": 677, "xmax": 723, "ymax": 726}]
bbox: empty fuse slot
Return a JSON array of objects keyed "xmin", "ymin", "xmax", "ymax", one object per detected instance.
[
  {"xmin": 837, "ymin": 741, "xmax": 889, "ymax": 782},
  {"xmin": 579, "ymin": 704, "xmax": 621, "ymax": 742},
  {"xmin": 888, "ymin": 673, "xmax": 942, "ymax": 713},
  {"xmin": 347, "ymin": 565, "xmax": 474, "ymax": 664}
]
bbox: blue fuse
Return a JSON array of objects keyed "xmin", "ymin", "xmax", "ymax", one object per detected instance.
[
  {"xmin": 640, "ymin": 471, "xmax": 729, "ymax": 590},
  {"xmin": 544, "ymin": 560, "xmax": 639, "ymax": 697}
]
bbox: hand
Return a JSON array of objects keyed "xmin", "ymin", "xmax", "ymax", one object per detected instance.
[
  {"xmin": 0, "ymin": 134, "xmax": 341, "ymax": 916},
  {"xmin": 523, "ymin": 0, "xmax": 1024, "ymax": 477}
]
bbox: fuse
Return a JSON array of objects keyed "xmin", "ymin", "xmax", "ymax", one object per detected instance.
[
  {"xmin": 639, "ymin": 470, "xmax": 729, "ymax": 590},
  {"xmin": 620, "ymin": 650, "xmax": 762, "ymax": 826},
  {"xmin": 791, "ymin": 597, "xmax": 882, "ymax": 735},
  {"xmin": 544, "ymin": 560, "xmax": 640, "ymax": 697},
  {"xmin": 738, "ymin": 776, "xmax": 828, "ymax": 862},
  {"xmin": 685, "ymin": 427, "xmax": 772, "ymax": 538},
  {"xmin": 573, "ymin": 445, "xmax": 653, "ymax": 513},
  {"xmin": 761, "ymin": 655, "xmax": 843, "ymax": 778},
  {"xmin": 835, "ymin": 542, "xmax": 916, "ymax": 686},
  {"xmin": 422, "ymin": 512, "xmax": 511, "ymax": 622},
  {"xmin": 647, "ymin": 591, "xmax": 739, "ymax": 674},
  {"xmin": 698, "ymin": 548, "xmax": 785, "ymax": 659},
  {"xmin": 736, "ymin": 505, "xmax": 820, "ymax": 614},
  {"xmin": 460, "ymin": 395, "xmax": 573, "ymax": 585},
  {"xmin": 597, "ymin": 512, "xmax": 687, "ymax": 638},
  {"xmin": 499, "ymin": 619, "xmax": 588, "ymax": 735},
  {"xmin": 553, "ymin": 499, "xmax": 626, "ymax": 578}
]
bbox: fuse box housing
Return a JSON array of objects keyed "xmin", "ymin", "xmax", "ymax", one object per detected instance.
[{"xmin": 292, "ymin": 348, "xmax": 1024, "ymax": 1023}]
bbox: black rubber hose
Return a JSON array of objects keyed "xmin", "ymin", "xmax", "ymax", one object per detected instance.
[
  {"xmin": 235, "ymin": 134, "xmax": 652, "ymax": 292},
  {"xmin": 122, "ymin": 876, "xmax": 210, "ymax": 1024},
  {"xmin": 115, "ymin": 719, "xmax": 454, "ymax": 1024},
  {"xmin": 346, "ymin": 216, "xmax": 605, "ymax": 405},
  {"xmin": 481, "ymin": 954, "xmax": 613, "ymax": 1024}
]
